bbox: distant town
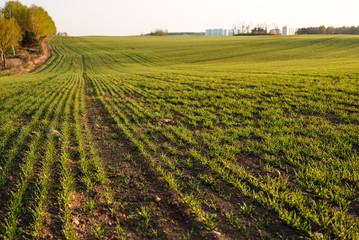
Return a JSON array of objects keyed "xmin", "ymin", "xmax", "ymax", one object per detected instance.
[
  {"xmin": 205, "ymin": 26, "xmax": 296, "ymax": 36},
  {"xmin": 149, "ymin": 25, "xmax": 359, "ymax": 36}
]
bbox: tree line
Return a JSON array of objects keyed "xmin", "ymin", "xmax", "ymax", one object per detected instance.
[
  {"xmin": 297, "ymin": 25, "xmax": 359, "ymax": 35},
  {"xmin": 0, "ymin": 1, "xmax": 56, "ymax": 68},
  {"xmin": 147, "ymin": 29, "xmax": 169, "ymax": 36}
]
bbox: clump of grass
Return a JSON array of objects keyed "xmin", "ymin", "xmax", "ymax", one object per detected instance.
[
  {"xmin": 92, "ymin": 222, "xmax": 106, "ymax": 240},
  {"xmin": 83, "ymin": 199, "xmax": 96, "ymax": 214},
  {"xmin": 137, "ymin": 206, "xmax": 152, "ymax": 226},
  {"xmin": 202, "ymin": 213, "xmax": 217, "ymax": 231},
  {"xmin": 239, "ymin": 202, "xmax": 255, "ymax": 217}
]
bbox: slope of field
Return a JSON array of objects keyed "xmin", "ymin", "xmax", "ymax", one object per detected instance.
[{"xmin": 0, "ymin": 35, "xmax": 358, "ymax": 239}]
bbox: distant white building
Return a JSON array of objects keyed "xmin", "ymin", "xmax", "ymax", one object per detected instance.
[
  {"xmin": 282, "ymin": 26, "xmax": 296, "ymax": 35},
  {"xmin": 205, "ymin": 28, "xmax": 234, "ymax": 36}
]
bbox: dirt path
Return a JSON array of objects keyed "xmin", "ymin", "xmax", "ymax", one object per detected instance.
[{"xmin": 29, "ymin": 36, "xmax": 53, "ymax": 72}]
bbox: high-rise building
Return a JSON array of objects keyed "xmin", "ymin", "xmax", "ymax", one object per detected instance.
[
  {"xmin": 205, "ymin": 28, "xmax": 234, "ymax": 36},
  {"xmin": 282, "ymin": 26, "xmax": 296, "ymax": 35}
]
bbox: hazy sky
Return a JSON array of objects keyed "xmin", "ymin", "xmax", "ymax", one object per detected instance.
[{"xmin": 2, "ymin": 0, "xmax": 359, "ymax": 36}]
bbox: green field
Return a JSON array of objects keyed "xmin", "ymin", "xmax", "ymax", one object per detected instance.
[{"xmin": 0, "ymin": 35, "xmax": 358, "ymax": 239}]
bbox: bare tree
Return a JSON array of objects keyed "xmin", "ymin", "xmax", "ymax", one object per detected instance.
[
  {"xmin": 233, "ymin": 24, "xmax": 238, "ymax": 35},
  {"xmin": 271, "ymin": 23, "xmax": 280, "ymax": 35},
  {"xmin": 237, "ymin": 22, "xmax": 245, "ymax": 34},
  {"xmin": 262, "ymin": 23, "xmax": 268, "ymax": 33},
  {"xmin": 245, "ymin": 23, "xmax": 251, "ymax": 34}
]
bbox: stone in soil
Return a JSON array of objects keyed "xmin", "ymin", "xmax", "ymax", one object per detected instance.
[{"xmin": 48, "ymin": 129, "xmax": 61, "ymax": 137}]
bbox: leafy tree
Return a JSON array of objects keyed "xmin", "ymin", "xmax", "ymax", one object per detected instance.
[
  {"xmin": 0, "ymin": 1, "xmax": 57, "ymax": 69},
  {"xmin": 251, "ymin": 27, "xmax": 267, "ymax": 34},
  {"xmin": 150, "ymin": 29, "xmax": 168, "ymax": 36},
  {"xmin": 29, "ymin": 5, "xmax": 56, "ymax": 38},
  {"xmin": 0, "ymin": 15, "xmax": 22, "ymax": 68},
  {"xmin": 57, "ymin": 32, "xmax": 68, "ymax": 36},
  {"xmin": 3, "ymin": 1, "xmax": 29, "ymax": 34},
  {"xmin": 2, "ymin": 1, "xmax": 56, "ymax": 53},
  {"xmin": 21, "ymin": 30, "xmax": 39, "ymax": 49}
]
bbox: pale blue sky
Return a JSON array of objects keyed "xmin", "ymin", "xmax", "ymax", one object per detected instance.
[{"xmin": 1, "ymin": 0, "xmax": 359, "ymax": 36}]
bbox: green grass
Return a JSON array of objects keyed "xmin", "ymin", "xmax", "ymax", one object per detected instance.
[{"xmin": 0, "ymin": 34, "xmax": 358, "ymax": 239}]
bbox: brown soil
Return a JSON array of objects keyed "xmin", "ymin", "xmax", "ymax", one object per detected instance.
[{"xmin": 0, "ymin": 36, "xmax": 52, "ymax": 77}]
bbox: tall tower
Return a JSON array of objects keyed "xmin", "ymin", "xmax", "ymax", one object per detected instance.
[{"xmin": 282, "ymin": 26, "xmax": 288, "ymax": 35}]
